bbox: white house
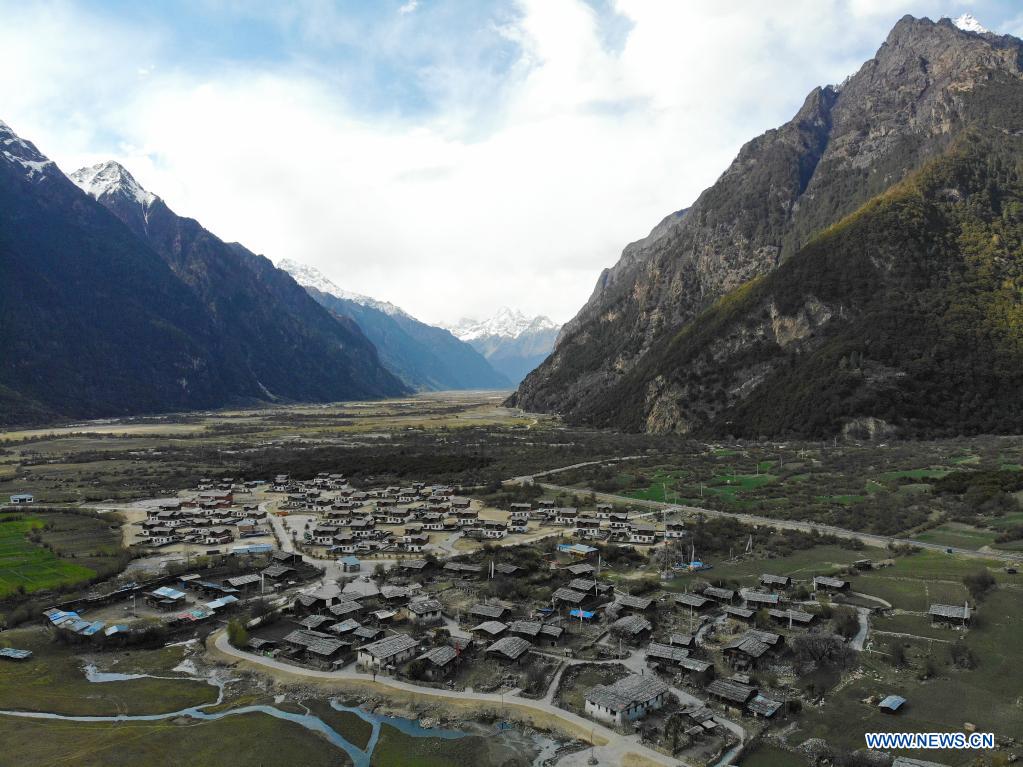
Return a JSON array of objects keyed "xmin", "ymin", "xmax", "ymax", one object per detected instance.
[
  {"xmin": 357, "ymin": 633, "xmax": 419, "ymax": 670},
  {"xmin": 584, "ymin": 675, "xmax": 670, "ymax": 726}
]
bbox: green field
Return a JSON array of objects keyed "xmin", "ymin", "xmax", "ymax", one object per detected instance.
[
  {"xmin": 872, "ymin": 612, "xmax": 962, "ymax": 642},
  {"xmin": 740, "ymin": 744, "xmax": 805, "ymax": 767},
  {"xmin": 0, "ymin": 629, "xmax": 216, "ymax": 716},
  {"xmin": 796, "ymin": 588, "xmax": 1023, "ymax": 761},
  {"xmin": 913, "ymin": 522, "xmax": 999, "ymax": 550},
  {"xmin": 0, "ymin": 516, "xmax": 97, "ymax": 597},
  {"xmin": 661, "ymin": 544, "xmax": 879, "ymax": 590},
  {"xmin": 0, "ymin": 713, "xmax": 346, "ymax": 767}
]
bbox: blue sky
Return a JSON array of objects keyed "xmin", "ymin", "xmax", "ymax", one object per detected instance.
[{"xmin": 4, "ymin": 1, "xmax": 1023, "ymax": 325}]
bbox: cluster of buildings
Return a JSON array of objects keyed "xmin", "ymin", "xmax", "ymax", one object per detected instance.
[
  {"xmin": 138, "ymin": 481, "xmax": 270, "ymax": 549},
  {"xmin": 271, "ymin": 473, "xmax": 523, "ymax": 555},
  {"xmin": 508, "ymin": 500, "xmax": 671, "ymax": 544}
]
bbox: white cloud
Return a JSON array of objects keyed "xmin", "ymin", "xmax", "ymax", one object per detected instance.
[
  {"xmin": 398, "ymin": 0, "xmax": 419, "ymax": 15},
  {"xmin": 0, "ymin": 0, "xmax": 1008, "ymax": 326}
]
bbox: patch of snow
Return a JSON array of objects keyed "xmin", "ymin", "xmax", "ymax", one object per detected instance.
[
  {"xmin": 172, "ymin": 659, "xmax": 198, "ymax": 676},
  {"xmin": 82, "ymin": 662, "xmax": 146, "ymax": 683},
  {"xmin": 278, "ymin": 258, "xmax": 410, "ymax": 318},
  {"xmin": 0, "ymin": 119, "xmax": 56, "ymax": 181},
  {"xmin": 953, "ymin": 13, "xmax": 988, "ymax": 33},
  {"xmin": 70, "ymin": 161, "xmax": 156, "ymax": 208},
  {"xmin": 443, "ymin": 307, "xmax": 559, "ymax": 341}
]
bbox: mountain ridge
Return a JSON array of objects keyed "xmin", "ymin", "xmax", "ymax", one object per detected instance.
[
  {"xmin": 510, "ymin": 14, "xmax": 1023, "ymax": 437},
  {"xmin": 0, "ymin": 123, "xmax": 407, "ymax": 426}
]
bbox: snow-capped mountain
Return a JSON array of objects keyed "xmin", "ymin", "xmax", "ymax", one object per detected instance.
[
  {"xmin": 0, "ymin": 120, "xmax": 56, "ymax": 181},
  {"xmin": 279, "ymin": 259, "xmax": 408, "ymax": 318},
  {"xmin": 280, "ymin": 260, "xmax": 510, "ymax": 391},
  {"xmin": 71, "ymin": 161, "xmax": 156, "ymax": 207},
  {"xmin": 444, "ymin": 308, "xmax": 560, "ymax": 385},
  {"xmin": 446, "ymin": 307, "xmax": 558, "ymax": 343},
  {"xmin": 70, "ymin": 160, "xmax": 161, "ymax": 238},
  {"xmin": 953, "ymin": 13, "xmax": 988, "ymax": 34},
  {"xmin": 1, "ymin": 120, "xmax": 406, "ymax": 425}
]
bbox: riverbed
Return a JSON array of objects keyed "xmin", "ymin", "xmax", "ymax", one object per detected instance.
[{"xmin": 2, "ymin": 658, "xmax": 561, "ymax": 767}]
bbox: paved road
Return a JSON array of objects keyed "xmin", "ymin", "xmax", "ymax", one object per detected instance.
[
  {"xmin": 529, "ymin": 480, "xmax": 1023, "ymax": 565},
  {"xmin": 210, "ymin": 630, "xmax": 689, "ymax": 767},
  {"xmin": 850, "ymin": 608, "xmax": 870, "ymax": 652},
  {"xmin": 507, "ymin": 456, "xmax": 645, "ymax": 485}
]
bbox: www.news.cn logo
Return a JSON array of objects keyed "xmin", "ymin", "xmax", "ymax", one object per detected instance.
[{"xmin": 865, "ymin": 732, "xmax": 995, "ymax": 750}]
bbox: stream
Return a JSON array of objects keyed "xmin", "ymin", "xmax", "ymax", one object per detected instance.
[{"xmin": 0, "ymin": 661, "xmax": 558, "ymax": 767}]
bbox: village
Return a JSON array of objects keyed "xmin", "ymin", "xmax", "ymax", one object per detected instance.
[{"xmin": 1, "ymin": 463, "xmax": 993, "ymax": 767}]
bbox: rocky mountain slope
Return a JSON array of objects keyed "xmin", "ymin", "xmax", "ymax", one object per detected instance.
[
  {"xmin": 446, "ymin": 308, "xmax": 560, "ymax": 384},
  {"xmin": 0, "ymin": 127, "xmax": 406, "ymax": 427},
  {"xmin": 511, "ymin": 15, "xmax": 1023, "ymax": 437},
  {"xmin": 280, "ymin": 260, "xmax": 510, "ymax": 391}
]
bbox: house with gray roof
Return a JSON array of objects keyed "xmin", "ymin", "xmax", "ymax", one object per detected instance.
[
  {"xmin": 584, "ymin": 674, "xmax": 670, "ymax": 726},
  {"xmin": 357, "ymin": 633, "xmax": 419, "ymax": 669},
  {"xmin": 485, "ymin": 635, "xmax": 532, "ymax": 662}
]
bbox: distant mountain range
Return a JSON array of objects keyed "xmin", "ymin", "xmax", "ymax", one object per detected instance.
[
  {"xmin": 0, "ymin": 124, "xmax": 406, "ymax": 426},
  {"xmin": 512, "ymin": 15, "xmax": 1023, "ymax": 439},
  {"xmin": 444, "ymin": 308, "xmax": 560, "ymax": 385},
  {"xmin": 280, "ymin": 260, "xmax": 511, "ymax": 391}
]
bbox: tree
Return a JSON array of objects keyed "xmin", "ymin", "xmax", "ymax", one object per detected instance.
[
  {"xmin": 888, "ymin": 639, "xmax": 907, "ymax": 667},
  {"xmin": 791, "ymin": 633, "xmax": 855, "ymax": 674},
  {"xmin": 227, "ymin": 618, "xmax": 249, "ymax": 648},
  {"xmin": 832, "ymin": 606, "xmax": 860, "ymax": 639},
  {"xmin": 963, "ymin": 570, "xmax": 996, "ymax": 601},
  {"xmin": 949, "ymin": 640, "xmax": 977, "ymax": 669}
]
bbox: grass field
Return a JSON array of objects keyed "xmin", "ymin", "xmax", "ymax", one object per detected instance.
[
  {"xmin": 371, "ymin": 724, "xmax": 522, "ymax": 767},
  {"xmin": 795, "ymin": 588, "xmax": 1023, "ymax": 761},
  {"xmin": 0, "ymin": 712, "xmax": 346, "ymax": 767},
  {"xmin": 661, "ymin": 544, "xmax": 878, "ymax": 591},
  {"xmin": 305, "ymin": 700, "xmax": 373, "ymax": 750},
  {"xmin": 0, "ymin": 516, "xmax": 96, "ymax": 597},
  {"xmin": 0, "ymin": 510, "xmax": 123, "ymax": 598},
  {"xmin": 913, "ymin": 522, "xmax": 999, "ymax": 550},
  {"xmin": 0, "ymin": 629, "xmax": 216, "ymax": 716},
  {"xmin": 872, "ymin": 612, "xmax": 962, "ymax": 641},
  {"xmin": 739, "ymin": 744, "xmax": 805, "ymax": 767}
]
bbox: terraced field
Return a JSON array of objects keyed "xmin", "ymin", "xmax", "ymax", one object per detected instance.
[{"xmin": 0, "ymin": 510, "xmax": 123, "ymax": 598}]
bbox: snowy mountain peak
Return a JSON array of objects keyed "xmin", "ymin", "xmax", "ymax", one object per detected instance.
[
  {"xmin": 0, "ymin": 119, "xmax": 56, "ymax": 182},
  {"xmin": 445, "ymin": 307, "xmax": 558, "ymax": 341},
  {"xmin": 953, "ymin": 13, "xmax": 988, "ymax": 34},
  {"xmin": 278, "ymin": 259, "xmax": 408, "ymax": 318},
  {"xmin": 70, "ymin": 161, "xmax": 157, "ymax": 208}
]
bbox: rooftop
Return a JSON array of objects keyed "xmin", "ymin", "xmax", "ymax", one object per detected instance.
[
  {"xmin": 361, "ymin": 633, "xmax": 418, "ymax": 660},
  {"xmin": 485, "ymin": 635, "xmax": 531, "ymax": 660},
  {"xmin": 585, "ymin": 674, "xmax": 669, "ymax": 712}
]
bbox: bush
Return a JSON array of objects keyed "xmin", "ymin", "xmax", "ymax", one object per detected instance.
[
  {"xmin": 832, "ymin": 606, "xmax": 860, "ymax": 639},
  {"xmin": 227, "ymin": 618, "xmax": 249, "ymax": 648},
  {"xmin": 949, "ymin": 641, "xmax": 977, "ymax": 669},
  {"xmin": 963, "ymin": 570, "xmax": 996, "ymax": 601},
  {"xmin": 791, "ymin": 633, "xmax": 855, "ymax": 673},
  {"xmin": 888, "ymin": 639, "xmax": 907, "ymax": 667}
]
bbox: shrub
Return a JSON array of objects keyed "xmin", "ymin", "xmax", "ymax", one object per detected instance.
[
  {"xmin": 963, "ymin": 570, "xmax": 996, "ymax": 601},
  {"xmin": 227, "ymin": 618, "xmax": 249, "ymax": 648}
]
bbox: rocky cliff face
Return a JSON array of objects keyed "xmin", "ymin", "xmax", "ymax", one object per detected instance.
[{"xmin": 511, "ymin": 16, "xmax": 1023, "ymax": 436}]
